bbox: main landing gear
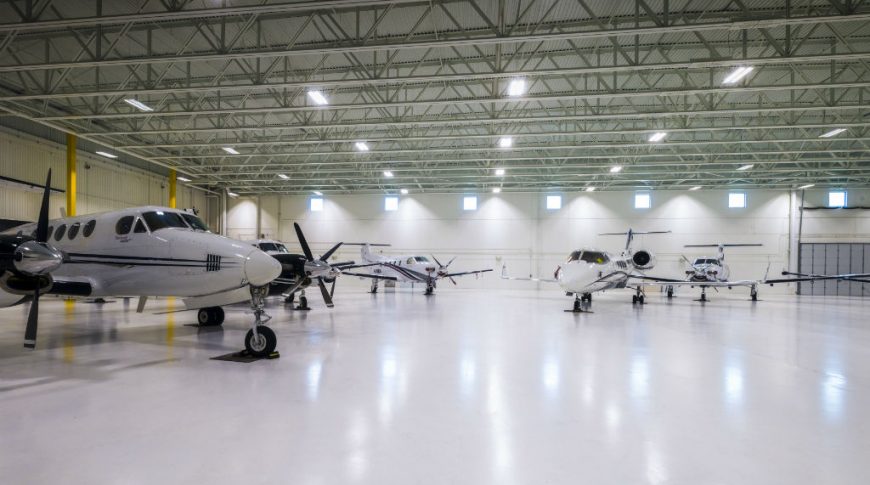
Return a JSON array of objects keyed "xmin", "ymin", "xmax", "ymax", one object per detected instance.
[
  {"xmin": 566, "ymin": 293, "xmax": 593, "ymax": 313},
  {"xmin": 666, "ymin": 285, "xmax": 674, "ymax": 299},
  {"xmin": 197, "ymin": 306, "xmax": 225, "ymax": 326},
  {"xmin": 244, "ymin": 285, "xmax": 277, "ymax": 358},
  {"xmin": 631, "ymin": 287, "xmax": 645, "ymax": 305},
  {"xmin": 750, "ymin": 285, "xmax": 758, "ymax": 301},
  {"xmin": 370, "ymin": 280, "xmax": 379, "ymax": 294}
]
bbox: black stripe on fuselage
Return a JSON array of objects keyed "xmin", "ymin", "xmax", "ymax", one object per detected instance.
[
  {"xmin": 383, "ymin": 263, "xmax": 429, "ymax": 282},
  {"xmin": 67, "ymin": 252, "xmax": 215, "ymax": 263}
]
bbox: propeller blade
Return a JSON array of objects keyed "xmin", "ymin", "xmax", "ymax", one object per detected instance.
[
  {"xmin": 23, "ymin": 286, "xmax": 39, "ymax": 349},
  {"xmin": 330, "ymin": 278, "xmax": 337, "ymax": 298},
  {"xmin": 320, "ymin": 242, "xmax": 343, "ymax": 261},
  {"xmin": 294, "ymin": 223, "xmax": 314, "ymax": 261},
  {"xmin": 36, "ymin": 170, "xmax": 52, "ymax": 243},
  {"xmin": 431, "ymin": 254, "xmax": 444, "ymax": 267},
  {"xmin": 445, "ymin": 257, "xmax": 456, "ymax": 268},
  {"xmin": 450, "ymin": 277, "xmax": 457, "ymax": 285},
  {"xmin": 317, "ymin": 278, "xmax": 334, "ymax": 308}
]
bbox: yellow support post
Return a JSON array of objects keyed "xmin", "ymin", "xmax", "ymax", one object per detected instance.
[
  {"xmin": 168, "ymin": 169, "xmax": 177, "ymax": 208},
  {"xmin": 65, "ymin": 134, "xmax": 76, "ymax": 217}
]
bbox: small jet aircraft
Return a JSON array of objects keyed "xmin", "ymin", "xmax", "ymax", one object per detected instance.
[
  {"xmin": 502, "ymin": 229, "xmax": 668, "ymax": 312},
  {"xmin": 1, "ymin": 172, "xmax": 284, "ymax": 357},
  {"xmin": 344, "ymin": 244, "xmax": 493, "ymax": 295},
  {"xmin": 248, "ymin": 223, "xmax": 357, "ymax": 310}
]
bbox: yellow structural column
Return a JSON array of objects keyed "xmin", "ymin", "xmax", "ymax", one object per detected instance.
[
  {"xmin": 168, "ymin": 169, "xmax": 177, "ymax": 209},
  {"xmin": 65, "ymin": 134, "xmax": 76, "ymax": 217}
]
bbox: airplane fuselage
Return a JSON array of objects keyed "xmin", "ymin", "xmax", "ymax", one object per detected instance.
[{"xmin": 556, "ymin": 249, "xmax": 635, "ymax": 294}]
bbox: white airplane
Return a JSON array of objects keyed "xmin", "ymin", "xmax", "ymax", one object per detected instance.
[
  {"xmin": 344, "ymin": 244, "xmax": 493, "ymax": 295},
  {"xmin": 0, "ymin": 171, "xmax": 283, "ymax": 356},
  {"xmin": 502, "ymin": 229, "xmax": 668, "ymax": 312}
]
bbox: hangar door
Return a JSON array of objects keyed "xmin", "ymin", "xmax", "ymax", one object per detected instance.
[{"xmin": 798, "ymin": 243, "xmax": 870, "ymax": 296}]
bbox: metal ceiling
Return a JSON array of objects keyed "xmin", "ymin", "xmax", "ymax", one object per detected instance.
[{"xmin": 1, "ymin": 0, "xmax": 869, "ymax": 195}]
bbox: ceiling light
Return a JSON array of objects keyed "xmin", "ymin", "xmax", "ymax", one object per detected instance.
[
  {"xmin": 819, "ymin": 128, "xmax": 847, "ymax": 138},
  {"xmin": 722, "ymin": 66, "xmax": 754, "ymax": 84},
  {"xmin": 610, "ymin": 165, "xmax": 623, "ymax": 173},
  {"xmin": 222, "ymin": 147, "xmax": 239, "ymax": 155},
  {"xmin": 492, "ymin": 187, "xmax": 502, "ymax": 194},
  {"xmin": 95, "ymin": 151, "xmax": 117, "ymax": 158},
  {"xmin": 798, "ymin": 183, "xmax": 815, "ymax": 189},
  {"xmin": 648, "ymin": 132, "xmax": 667, "ymax": 142},
  {"xmin": 689, "ymin": 186, "xmax": 701, "ymax": 191},
  {"xmin": 585, "ymin": 187, "xmax": 596, "ymax": 192},
  {"xmin": 498, "ymin": 137, "xmax": 513, "ymax": 148},
  {"xmin": 355, "ymin": 141, "xmax": 369, "ymax": 151},
  {"xmin": 307, "ymin": 90, "xmax": 329, "ymax": 106},
  {"xmin": 123, "ymin": 98, "xmax": 153, "ymax": 112},
  {"xmin": 400, "ymin": 188, "xmax": 409, "ymax": 195},
  {"xmin": 507, "ymin": 78, "xmax": 526, "ymax": 97},
  {"xmin": 383, "ymin": 170, "xmax": 394, "ymax": 178},
  {"xmin": 313, "ymin": 191, "xmax": 323, "ymax": 196},
  {"xmin": 177, "ymin": 176, "xmax": 192, "ymax": 182},
  {"xmin": 737, "ymin": 164, "xmax": 754, "ymax": 171},
  {"xmin": 495, "ymin": 168, "xmax": 505, "ymax": 176},
  {"xmin": 227, "ymin": 191, "xmax": 239, "ymax": 198},
  {"xmin": 277, "ymin": 174, "xmax": 289, "ymax": 180}
]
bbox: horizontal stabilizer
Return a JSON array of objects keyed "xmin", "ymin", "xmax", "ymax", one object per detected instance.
[{"xmin": 684, "ymin": 244, "xmax": 763, "ymax": 248}]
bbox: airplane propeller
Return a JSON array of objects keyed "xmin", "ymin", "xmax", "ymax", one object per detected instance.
[
  {"xmin": 432, "ymin": 254, "xmax": 458, "ymax": 284},
  {"xmin": 294, "ymin": 222, "xmax": 343, "ymax": 307}
]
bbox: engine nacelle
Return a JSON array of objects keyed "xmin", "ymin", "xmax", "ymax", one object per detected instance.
[
  {"xmin": 631, "ymin": 249, "xmax": 656, "ymax": 270},
  {"xmin": 0, "ymin": 272, "xmax": 53, "ymax": 296}
]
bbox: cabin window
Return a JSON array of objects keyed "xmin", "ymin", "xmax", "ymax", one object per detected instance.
[
  {"xmin": 54, "ymin": 224, "xmax": 67, "ymax": 241},
  {"xmin": 406, "ymin": 257, "xmax": 415, "ymax": 265},
  {"xmin": 116, "ymin": 216, "xmax": 134, "ymax": 235},
  {"xmin": 134, "ymin": 219, "xmax": 148, "ymax": 233},
  {"xmin": 180, "ymin": 213, "xmax": 209, "ymax": 231},
  {"xmin": 68, "ymin": 222, "xmax": 81, "ymax": 240},
  {"xmin": 415, "ymin": 256, "xmax": 429, "ymax": 262},
  {"xmin": 83, "ymin": 220, "xmax": 96, "ymax": 237},
  {"xmin": 142, "ymin": 211, "xmax": 187, "ymax": 231}
]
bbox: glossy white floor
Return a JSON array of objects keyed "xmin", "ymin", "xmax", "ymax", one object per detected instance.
[{"xmin": 1, "ymin": 288, "xmax": 869, "ymax": 485}]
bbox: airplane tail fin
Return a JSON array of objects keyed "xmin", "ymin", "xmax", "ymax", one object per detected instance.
[
  {"xmin": 341, "ymin": 243, "xmax": 390, "ymax": 262},
  {"xmin": 684, "ymin": 243, "xmax": 763, "ymax": 261},
  {"xmin": 599, "ymin": 229, "xmax": 671, "ymax": 251}
]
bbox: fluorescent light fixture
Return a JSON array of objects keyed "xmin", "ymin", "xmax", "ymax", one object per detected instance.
[
  {"xmin": 277, "ymin": 174, "xmax": 289, "ymax": 180},
  {"xmin": 312, "ymin": 191, "xmax": 323, "ymax": 196},
  {"xmin": 610, "ymin": 165, "xmax": 623, "ymax": 173},
  {"xmin": 507, "ymin": 78, "xmax": 526, "ymax": 96},
  {"xmin": 227, "ymin": 191, "xmax": 239, "ymax": 198},
  {"xmin": 648, "ymin": 132, "xmax": 667, "ymax": 142},
  {"xmin": 177, "ymin": 176, "xmax": 192, "ymax": 182},
  {"xmin": 400, "ymin": 188, "xmax": 409, "ymax": 195},
  {"xmin": 307, "ymin": 90, "xmax": 329, "ymax": 105},
  {"xmin": 728, "ymin": 192, "xmax": 747, "ymax": 208},
  {"xmin": 463, "ymin": 196, "xmax": 478, "ymax": 211},
  {"xmin": 828, "ymin": 190, "xmax": 846, "ymax": 208},
  {"xmin": 798, "ymin": 183, "xmax": 815, "ymax": 189},
  {"xmin": 498, "ymin": 137, "xmax": 513, "ymax": 148},
  {"xmin": 222, "ymin": 147, "xmax": 240, "ymax": 155},
  {"xmin": 495, "ymin": 168, "xmax": 506, "ymax": 176},
  {"xmin": 546, "ymin": 195, "xmax": 562, "ymax": 210},
  {"xmin": 689, "ymin": 186, "xmax": 701, "ymax": 191},
  {"xmin": 737, "ymin": 164, "xmax": 754, "ymax": 171},
  {"xmin": 492, "ymin": 187, "xmax": 501, "ymax": 194},
  {"xmin": 123, "ymin": 98, "xmax": 153, "ymax": 112},
  {"xmin": 634, "ymin": 192, "xmax": 651, "ymax": 209},
  {"xmin": 95, "ymin": 151, "xmax": 117, "ymax": 159},
  {"xmin": 384, "ymin": 196, "xmax": 399, "ymax": 211},
  {"xmin": 383, "ymin": 170, "xmax": 394, "ymax": 178},
  {"xmin": 585, "ymin": 187, "xmax": 596, "ymax": 192},
  {"xmin": 722, "ymin": 66, "xmax": 754, "ymax": 84},
  {"xmin": 355, "ymin": 141, "xmax": 369, "ymax": 151},
  {"xmin": 819, "ymin": 128, "xmax": 847, "ymax": 138},
  {"xmin": 310, "ymin": 197, "xmax": 323, "ymax": 212}
]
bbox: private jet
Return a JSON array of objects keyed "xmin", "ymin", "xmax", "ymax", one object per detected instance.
[{"xmin": 0, "ymin": 171, "xmax": 283, "ymax": 357}]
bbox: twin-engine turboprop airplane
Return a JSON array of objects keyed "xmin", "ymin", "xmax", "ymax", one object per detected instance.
[
  {"xmin": 0, "ymin": 173, "xmax": 283, "ymax": 356},
  {"xmin": 344, "ymin": 244, "xmax": 493, "ymax": 295}
]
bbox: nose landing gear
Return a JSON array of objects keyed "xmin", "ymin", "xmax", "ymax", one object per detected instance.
[
  {"xmin": 243, "ymin": 285, "xmax": 277, "ymax": 358},
  {"xmin": 695, "ymin": 286, "xmax": 708, "ymax": 302},
  {"xmin": 566, "ymin": 293, "xmax": 593, "ymax": 313},
  {"xmin": 424, "ymin": 281, "xmax": 435, "ymax": 296},
  {"xmin": 750, "ymin": 285, "xmax": 758, "ymax": 301},
  {"xmin": 631, "ymin": 287, "xmax": 645, "ymax": 305}
]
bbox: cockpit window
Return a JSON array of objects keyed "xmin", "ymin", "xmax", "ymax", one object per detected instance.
[
  {"xmin": 415, "ymin": 256, "xmax": 429, "ymax": 262},
  {"xmin": 694, "ymin": 258, "xmax": 719, "ymax": 265},
  {"xmin": 569, "ymin": 250, "xmax": 609, "ymax": 264},
  {"xmin": 181, "ymin": 213, "xmax": 210, "ymax": 232},
  {"xmin": 116, "ymin": 216, "xmax": 134, "ymax": 235},
  {"xmin": 567, "ymin": 250, "xmax": 582, "ymax": 263},
  {"xmin": 259, "ymin": 243, "xmax": 279, "ymax": 252},
  {"xmin": 142, "ymin": 211, "xmax": 188, "ymax": 231},
  {"xmin": 274, "ymin": 244, "xmax": 288, "ymax": 253}
]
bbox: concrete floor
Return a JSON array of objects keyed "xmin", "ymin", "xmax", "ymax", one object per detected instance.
[{"xmin": 1, "ymin": 288, "xmax": 869, "ymax": 485}]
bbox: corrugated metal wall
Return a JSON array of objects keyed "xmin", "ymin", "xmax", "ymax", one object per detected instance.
[
  {"xmin": 0, "ymin": 127, "xmax": 209, "ymax": 224},
  {"xmin": 798, "ymin": 243, "xmax": 870, "ymax": 296}
]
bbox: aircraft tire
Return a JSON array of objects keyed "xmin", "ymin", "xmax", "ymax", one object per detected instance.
[
  {"xmin": 245, "ymin": 326, "xmax": 277, "ymax": 357},
  {"xmin": 198, "ymin": 307, "xmax": 225, "ymax": 326}
]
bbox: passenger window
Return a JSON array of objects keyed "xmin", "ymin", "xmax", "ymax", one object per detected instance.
[
  {"xmin": 54, "ymin": 224, "xmax": 67, "ymax": 241},
  {"xmin": 134, "ymin": 219, "xmax": 148, "ymax": 233},
  {"xmin": 68, "ymin": 222, "xmax": 81, "ymax": 240},
  {"xmin": 406, "ymin": 257, "xmax": 414, "ymax": 265},
  {"xmin": 83, "ymin": 220, "xmax": 96, "ymax": 237},
  {"xmin": 115, "ymin": 216, "xmax": 134, "ymax": 235}
]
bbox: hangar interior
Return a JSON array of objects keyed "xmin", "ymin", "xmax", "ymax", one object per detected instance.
[{"xmin": 1, "ymin": 1, "xmax": 870, "ymax": 484}]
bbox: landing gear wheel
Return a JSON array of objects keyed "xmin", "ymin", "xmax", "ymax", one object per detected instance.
[
  {"xmin": 751, "ymin": 288, "xmax": 758, "ymax": 301},
  {"xmin": 573, "ymin": 299, "xmax": 582, "ymax": 312},
  {"xmin": 284, "ymin": 293, "xmax": 295, "ymax": 304},
  {"xmin": 197, "ymin": 306, "xmax": 225, "ymax": 326},
  {"xmin": 632, "ymin": 295, "xmax": 638, "ymax": 304},
  {"xmin": 295, "ymin": 295, "xmax": 310, "ymax": 310},
  {"xmin": 639, "ymin": 295, "xmax": 645, "ymax": 305},
  {"xmin": 667, "ymin": 286, "xmax": 674, "ymax": 299},
  {"xmin": 244, "ymin": 326, "xmax": 277, "ymax": 358}
]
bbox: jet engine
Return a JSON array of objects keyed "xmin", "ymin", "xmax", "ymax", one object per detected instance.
[{"xmin": 631, "ymin": 249, "xmax": 656, "ymax": 270}]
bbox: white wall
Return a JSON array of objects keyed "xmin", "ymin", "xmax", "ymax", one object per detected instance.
[
  {"xmin": 0, "ymin": 127, "xmax": 210, "ymax": 222},
  {"xmin": 226, "ymin": 188, "xmax": 870, "ymax": 293}
]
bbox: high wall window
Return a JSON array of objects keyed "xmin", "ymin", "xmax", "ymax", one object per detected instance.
[
  {"xmin": 310, "ymin": 198, "xmax": 324, "ymax": 212},
  {"xmin": 634, "ymin": 192, "xmax": 651, "ymax": 209},
  {"xmin": 384, "ymin": 196, "xmax": 398, "ymax": 211},
  {"xmin": 546, "ymin": 195, "xmax": 562, "ymax": 210},
  {"xmin": 828, "ymin": 190, "xmax": 847, "ymax": 208},
  {"xmin": 728, "ymin": 192, "xmax": 747, "ymax": 208},
  {"xmin": 463, "ymin": 196, "xmax": 478, "ymax": 211}
]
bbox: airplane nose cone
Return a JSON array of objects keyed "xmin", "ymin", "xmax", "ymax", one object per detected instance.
[{"xmin": 245, "ymin": 249, "xmax": 282, "ymax": 287}]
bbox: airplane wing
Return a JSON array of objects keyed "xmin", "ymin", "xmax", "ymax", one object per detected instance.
[
  {"xmin": 443, "ymin": 269, "xmax": 493, "ymax": 278},
  {"xmin": 341, "ymin": 271, "xmax": 399, "ymax": 281},
  {"xmin": 629, "ymin": 275, "xmax": 759, "ymax": 287},
  {"xmin": 500, "ymin": 264, "xmax": 559, "ymax": 283}
]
